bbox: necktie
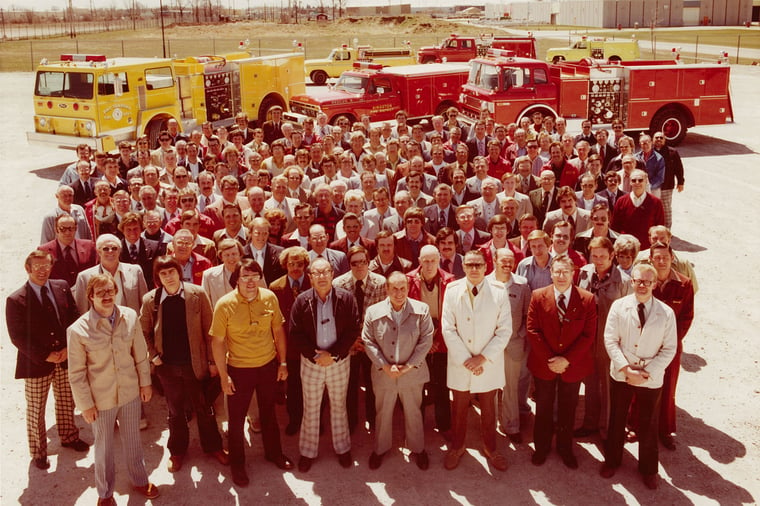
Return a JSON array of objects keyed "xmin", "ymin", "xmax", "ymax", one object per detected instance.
[
  {"xmin": 557, "ymin": 293, "xmax": 567, "ymax": 323},
  {"xmin": 64, "ymin": 245, "xmax": 77, "ymax": 267},
  {"xmin": 463, "ymin": 232, "xmax": 473, "ymax": 252},
  {"xmin": 40, "ymin": 285, "xmax": 60, "ymax": 326},
  {"xmin": 567, "ymin": 215, "xmax": 575, "ymax": 230},
  {"xmin": 443, "ymin": 259, "xmax": 452, "ymax": 273},
  {"xmin": 84, "ymin": 182, "xmax": 93, "ymax": 201},
  {"xmin": 542, "ymin": 191, "xmax": 550, "ymax": 213},
  {"xmin": 471, "ymin": 285, "xmax": 478, "ymax": 297},
  {"xmin": 257, "ymin": 251, "xmax": 264, "ymax": 268},
  {"xmin": 129, "ymin": 243, "xmax": 138, "ymax": 262},
  {"xmin": 378, "ymin": 213, "xmax": 385, "ymax": 230},
  {"xmin": 439, "ymin": 209, "xmax": 446, "ymax": 228},
  {"xmin": 355, "ymin": 279, "xmax": 365, "ymax": 315},
  {"xmin": 205, "ymin": 196, "xmax": 211, "ymax": 206},
  {"xmin": 522, "ymin": 178, "xmax": 529, "ymax": 194},
  {"xmin": 600, "ymin": 146, "xmax": 605, "ymax": 161},
  {"xmin": 292, "ymin": 279, "xmax": 301, "ymax": 298},
  {"xmin": 638, "ymin": 302, "xmax": 646, "ymax": 330}
]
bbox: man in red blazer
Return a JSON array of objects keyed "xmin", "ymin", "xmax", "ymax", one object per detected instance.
[
  {"xmin": 527, "ymin": 255, "xmax": 597, "ymax": 469},
  {"xmin": 38, "ymin": 214, "xmax": 97, "ymax": 287},
  {"xmin": 170, "ymin": 229, "xmax": 213, "ymax": 286}
]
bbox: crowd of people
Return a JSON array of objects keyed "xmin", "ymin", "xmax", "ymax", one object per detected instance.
[{"xmin": 6, "ymin": 105, "xmax": 695, "ymax": 504}]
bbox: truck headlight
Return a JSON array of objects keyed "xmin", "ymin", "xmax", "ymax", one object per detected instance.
[{"xmin": 38, "ymin": 118, "xmax": 47, "ymax": 127}]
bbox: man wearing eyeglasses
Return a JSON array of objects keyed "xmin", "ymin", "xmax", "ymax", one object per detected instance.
[
  {"xmin": 151, "ymin": 130, "xmax": 175, "ymax": 167},
  {"xmin": 6, "ymin": 250, "xmax": 89, "ymax": 471},
  {"xmin": 289, "ymin": 257, "xmax": 360, "ymax": 472},
  {"xmin": 39, "ymin": 214, "xmax": 97, "ymax": 287},
  {"xmin": 441, "ymin": 250, "xmax": 511, "ymax": 472},
  {"xmin": 600, "ymin": 262, "xmax": 677, "ymax": 490},
  {"xmin": 74, "ymin": 234, "xmax": 148, "ymax": 314},
  {"xmin": 210, "ymin": 259, "xmax": 293, "ymax": 487},
  {"xmin": 333, "ymin": 246, "xmax": 387, "ymax": 435},
  {"xmin": 610, "ymin": 169, "xmax": 665, "ymax": 249},
  {"xmin": 527, "ymin": 255, "xmax": 597, "ymax": 470}
]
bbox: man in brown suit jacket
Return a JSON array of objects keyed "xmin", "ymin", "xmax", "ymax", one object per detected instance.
[
  {"xmin": 527, "ymin": 255, "xmax": 597, "ymax": 469},
  {"xmin": 139, "ymin": 256, "xmax": 227, "ymax": 472}
]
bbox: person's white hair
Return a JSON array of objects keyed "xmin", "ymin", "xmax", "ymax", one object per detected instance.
[{"xmin": 96, "ymin": 234, "xmax": 120, "ymax": 249}]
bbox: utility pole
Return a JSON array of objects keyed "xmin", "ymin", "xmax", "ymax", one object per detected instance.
[{"xmin": 159, "ymin": 0, "xmax": 167, "ymax": 58}]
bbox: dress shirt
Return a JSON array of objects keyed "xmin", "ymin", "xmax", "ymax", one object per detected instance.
[
  {"xmin": 630, "ymin": 192, "xmax": 647, "ymax": 207},
  {"xmin": 316, "ymin": 292, "xmax": 338, "ymax": 350}
]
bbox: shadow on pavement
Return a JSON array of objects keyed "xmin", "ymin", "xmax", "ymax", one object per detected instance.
[
  {"xmin": 679, "ymin": 133, "xmax": 756, "ymax": 158},
  {"xmin": 30, "ymin": 162, "xmax": 69, "ymax": 182}
]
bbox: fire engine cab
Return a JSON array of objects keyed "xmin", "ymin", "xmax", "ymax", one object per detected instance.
[
  {"xmin": 29, "ymin": 50, "xmax": 305, "ymax": 152},
  {"xmin": 458, "ymin": 50, "xmax": 732, "ymax": 144},
  {"xmin": 288, "ymin": 61, "xmax": 469, "ymax": 125}
]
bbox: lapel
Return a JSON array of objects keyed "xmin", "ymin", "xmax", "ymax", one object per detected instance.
[{"xmin": 75, "ymin": 240, "xmax": 87, "ymax": 264}]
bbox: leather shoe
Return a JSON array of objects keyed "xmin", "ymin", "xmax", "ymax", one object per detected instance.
[
  {"xmin": 599, "ymin": 463, "xmax": 617, "ymax": 479},
  {"xmin": 559, "ymin": 451, "xmax": 578, "ymax": 470},
  {"xmin": 298, "ymin": 455, "xmax": 313, "ymax": 472},
  {"xmin": 413, "ymin": 451, "xmax": 429, "ymax": 470},
  {"xmin": 507, "ymin": 432, "xmax": 523, "ymax": 444},
  {"xmin": 642, "ymin": 473, "xmax": 659, "ymax": 490},
  {"xmin": 97, "ymin": 497, "xmax": 116, "ymax": 506},
  {"xmin": 62, "ymin": 438, "xmax": 90, "ymax": 452},
  {"xmin": 285, "ymin": 423, "xmax": 300, "ymax": 436},
  {"xmin": 133, "ymin": 483, "xmax": 160, "ymax": 499},
  {"xmin": 231, "ymin": 466, "xmax": 249, "ymax": 487},
  {"xmin": 573, "ymin": 427, "xmax": 599, "ymax": 438},
  {"xmin": 337, "ymin": 451, "xmax": 353, "ymax": 469},
  {"xmin": 443, "ymin": 448, "xmax": 464, "ymax": 470},
  {"xmin": 168, "ymin": 455, "xmax": 184, "ymax": 472},
  {"xmin": 531, "ymin": 451, "xmax": 548, "ymax": 466},
  {"xmin": 209, "ymin": 449, "xmax": 229, "ymax": 466},
  {"xmin": 267, "ymin": 454, "xmax": 294, "ymax": 470},
  {"xmin": 482, "ymin": 448, "xmax": 508, "ymax": 471},
  {"xmin": 368, "ymin": 451, "xmax": 385, "ymax": 470},
  {"xmin": 661, "ymin": 434, "xmax": 677, "ymax": 451},
  {"xmin": 33, "ymin": 457, "xmax": 50, "ymax": 470}
]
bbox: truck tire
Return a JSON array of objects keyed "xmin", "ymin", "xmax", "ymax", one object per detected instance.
[
  {"xmin": 146, "ymin": 119, "xmax": 165, "ymax": 148},
  {"xmin": 311, "ymin": 70, "xmax": 328, "ymax": 86},
  {"xmin": 552, "ymin": 55, "xmax": 565, "ymax": 64},
  {"xmin": 421, "ymin": 56, "xmax": 437, "ymax": 64},
  {"xmin": 651, "ymin": 108, "xmax": 688, "ymax": 145},
  {"xmin": 608, "ymin": 55, "xmax": 622, "ymax": 63}
]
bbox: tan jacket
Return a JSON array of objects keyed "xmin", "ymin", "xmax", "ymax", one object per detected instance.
[
  {"xmin": 67, "ymin": 306, "xmax": 151, "ymax": 412},
  {"xmin": 139, "ymin": 283, "xmax": 214, "ymax": 380}
]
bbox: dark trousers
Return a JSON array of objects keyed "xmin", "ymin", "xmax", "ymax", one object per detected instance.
[
  {"xmin": 659, "ymin": 340, "xmax": 682, "ymax": 436},
  {"xmin": 425, "ymin": 352, "xmax": 451, "ymax": 431},
  {"xmin": 286, "ymin": 356, "xmax": 303, "ymax": 428},
  {"xmin": 451, "ymin": 389, "xmax": 498, "ymax": 453},
  {"xmin": 227, "ymin": 360, "xmax": 283, "ymax": 468},
  {"xmin": 605, "ymin": 379, "xmax": 661, "ymax": 476},
  {"xmin": 533, "ymin": 376, "xmax": 581, "ymax": 456},
  {"xmin": 156, "ymin": 363, "xmax": 223, "ymax": 456},
  {"xmin": 347, "ymin": 352, "xmax": 375, "ymax": 431}
]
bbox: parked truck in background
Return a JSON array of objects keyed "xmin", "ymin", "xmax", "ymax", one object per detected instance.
[
  {"xmin": 287, "ymin": 62, "xmax": 470, "ymax": 125},
  {"xmin": 305, "ymin": 44, "xmax": 416, "ymax": 85},
  {"xmin": 545, "ymin": 36, "xmax": 640, "ymax": 64},
  {"xmin": 28, "ymin": 50, "xmax": 305, "ymax": 152},
  {"xmin": 417, "ymin": 34, "xmax": 536, "ymax": 64},
  {"xmin": 458, "ymin": 51, "xmax": 732, "ymax": 144}
]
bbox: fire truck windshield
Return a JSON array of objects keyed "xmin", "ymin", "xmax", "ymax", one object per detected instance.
[
  {"xmin": 35, "ymin": 71, "xmax": 94, "ymax": 99},
  {"xmin": 334, "ymin": 74, "xmax": 368, "ymax": 93}
]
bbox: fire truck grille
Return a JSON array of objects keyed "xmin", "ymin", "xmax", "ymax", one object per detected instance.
[{"xmin": 289, "ymin": 103, "xmax": 319, "ymax": 117}]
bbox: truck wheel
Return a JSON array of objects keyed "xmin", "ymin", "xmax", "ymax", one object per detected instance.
[
  {"xmin": 311, "ymin": 70, "xmax": 328, "ymax": 86},
  {"xmin": 422, "ymin": 56, "xmax": 436, "ymax": 64},
  {"xmin": 552, "ymin": 55, "xmax": 565, "ymax": 64},
  {"xmin": 146, "ymin": 120, "xmax": 165, "ymax": 148},
  {"xmin": 609, "ymin": 55, "xmax": 622, "ymax": 63},
  {"xmin": 651, "ymin": 108, "xmax": 687, "ymax": 145}
]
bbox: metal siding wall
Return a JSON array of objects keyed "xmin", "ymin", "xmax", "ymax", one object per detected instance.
[{"xmin": 557, "ymin": 0, "xmax": 605, "ymax": 26}]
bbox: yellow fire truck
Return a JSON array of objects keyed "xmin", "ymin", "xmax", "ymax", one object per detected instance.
[{"xmin": 28, "ymin": 50, "xmax": 306, "ymax": 152}]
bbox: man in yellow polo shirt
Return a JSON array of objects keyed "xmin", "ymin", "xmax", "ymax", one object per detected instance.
[{"xmin": 210, "ymin": 258, "xmax": 293, "ymax": 487}]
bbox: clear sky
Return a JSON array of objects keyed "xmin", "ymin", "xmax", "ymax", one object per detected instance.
[{"xmin": 0, "ymin": 0, "xmax": 478, "ymax": 12}]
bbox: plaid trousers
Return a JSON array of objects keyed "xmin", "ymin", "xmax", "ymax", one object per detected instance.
[
  {"xmin": 24, "ymin": 363, "xmax": 79, "ymax": 459},
  {"xmin": 299, "ymin": 357, "xmax": 351, "ymax": 458}
]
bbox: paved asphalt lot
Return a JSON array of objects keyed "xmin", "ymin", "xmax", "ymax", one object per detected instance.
[{"xmin": 0, "ymin": 65, "xmax": 759, "ymax": 505}]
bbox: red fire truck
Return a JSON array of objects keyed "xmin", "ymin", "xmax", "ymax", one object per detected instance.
[
  {"xmin": 417, "ymin": 34, "xmax": 536, "ymax": 64},
  {"xmin": 458, "ymin": 52, "xmax": 733, "ymax": 144},
  {"xmin": 287, "ymin": 62, "xmax": 469, "ymax": 125}
]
